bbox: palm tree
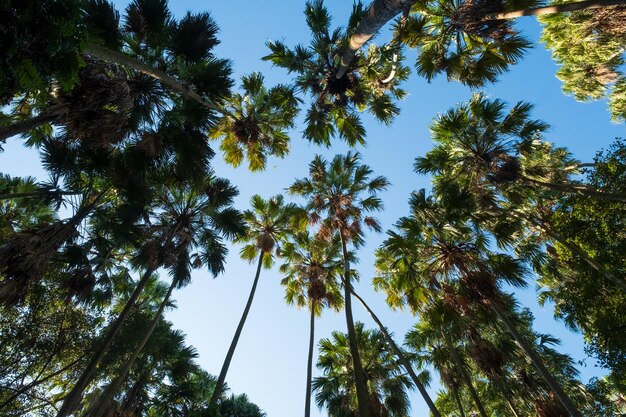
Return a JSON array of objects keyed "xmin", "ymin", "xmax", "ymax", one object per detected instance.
[
  {"xmin": 416, "ymin": 93, "xmax": 626, "ymax": 201},
  {"xmin": 79, "ymin": 0, "xmax": 233, "ymax": 118},
  {"xmin": 290, "ymin": 152, "xmax": 389, "ymax": 417},
  {"xmin": 279, "ymin": 232, "xmax": 344, "ymax": 417},
  {"xmin": 349, "ymin": 290, "xmax": 442, "ymax": 417},
  {"xmin": 399, "ymin": 0, "xmax": 537, "ymax": 87},
  {"xmin": 57, "ymin": 175, "xmax": 245, "ymax": 417},
  {"xmin": 209, "ymin": 194, "xmax": 304, "ymax": 408},
  {"xmin": 405, "ymin": 305, "xmax": 490, "ymax": 417},
  {"xmin": 376, "ymin": 189, "xmax": 583, "ymax": 417},
  {"xmin": 85, "ymin": 175, "xmax": 245, "ymax": 417},
  {"xmin": 209, "ymin": 73, "xmax": 300, "ymax": 171},
  {"xmin": 313, "ymin": 322, "xmax": 413, "ymax": 417},
  {"xmin": 264, "ymin": 0, "xmax": 408, "ymax": 147},
  {"xmin": 0, "ymin": 58, "xmax": 133, "ymax": 145},
  {"xmin": 0, "ymin": 186, "xmax": 110, "ymax": 306},
  {"xmin": 335, "ymin": 0, "xmax": 415, "ymax": 79}
]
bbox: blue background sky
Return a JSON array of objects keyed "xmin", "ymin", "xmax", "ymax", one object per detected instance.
[{"xmin": 1, "ymin": 1, "xmax": 624, "ymax": 416}]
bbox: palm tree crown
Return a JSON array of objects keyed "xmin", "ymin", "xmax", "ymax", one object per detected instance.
[
  {"xmin": 210, "ymin": 73, "xmax": 300, "ymax": 171},
  {"xmin": 313, "ymin": 322, "xmax": 413, "ymax": 417},
  {"xmin": 264, "ymin": 0, "xmax": 408, "ymax": 146},
  {"xmin": 289, "ymin": 151, "xmax": 389, "ymax": 246}
]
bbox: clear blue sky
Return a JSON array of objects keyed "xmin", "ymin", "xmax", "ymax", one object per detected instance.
[{"xmin": 1, "ymin": 2, "xmax": 624, "ymax": 416}]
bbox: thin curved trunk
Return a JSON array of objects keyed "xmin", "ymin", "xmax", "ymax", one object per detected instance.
[
  {"xmin": 305, "ymin": 303, "xmax": 316, "ymax": 417},
  {"xmin": 55, "ymin": 267, "xmax": 155, "ymax": 417},
  {"xmin": 451, "ymin": 385, "xmax": 467, "ymax": 417},
  {"xmin": 443, "ymin": 334, "xmax": 490, "ymax": 417},
  {"xmin": 336, "ymin": 0, "xmax": 414, "ymax": 79},
  {"xmin": 490, "ymin": 302, "xmax": 583, "ymax": 417},
  {"xmin": 83, "ymin": 44, "xmax": 232, "ymax": 118},
  {"xmin": 495, "ymin": 377, "xmax": 521, "ymax": 417},
  {"xmin": 339, "ymin": 233, "xmax": 371, "ymax": 417},
  {"xmin": 522, "ymin": 175, "xmax": 626, "ymax": 202},
  {"xmin": 350, "ymin": 289, "xmax": 442, "ymax": 417},
  {"xmin": 0, "ymin": 110, "xmax": 61, "ymax": 142},
  {"xmin": 512, "ymin": 211, "xmax": 626, "ymax": 293},
  {"xmin": 485, "ymin": 0, "xmax": 626, "ymax": 20},
  {"xmin": 209, "ymin": 251, "xmax": 265, "ymax": 408},
  {"xmin": 88, "ymin": 278, "xmax": 177, "ymax": 417}
]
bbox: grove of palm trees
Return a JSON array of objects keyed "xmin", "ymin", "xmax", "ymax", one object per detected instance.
[{"xmin": 0, "ymin": 1, "xmax": 625, "ymax": 417}]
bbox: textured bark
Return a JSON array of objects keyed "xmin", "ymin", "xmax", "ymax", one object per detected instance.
[
  {"xmin": 0, "ymin": 109, "xmax": 61, "ymax": 142},
  {"xmin": 485, "ymin": 0, "xmax": 626, "ymax": 20},
  {"xmin": 83, "ymin": 44, "xmax": 232, "ymax": 118},
  {"xmin": 340, "ymin": 233, "xmax": 372, "ymax": 417},
  {"xmin": 87, "ymin": 279, "xmax": 177, "ymax": 417},
  {"xmin": 56, "ymin": 268, "xmax": 155, "ymax": 417},
  {"xmin": 443, "ymin": 334, "xmax": 490, "ymax": 417},
  {"xmin": 209, "ymin": 251, "xmax": 265, "ymax": 408},
  {"xmin": 490, "ymin": 302, "xmax": 583, "ymax": 417},
  {"xmin": 351, "ymin": 289, "xmax": 442, "ymax": 417},
  {"xmin": 336, "ymin": 0, "xmax": 414, "ymax": 79},
  {"xmin": 305, "ymin": 305, "xmax": 315, "ymax": 417}
]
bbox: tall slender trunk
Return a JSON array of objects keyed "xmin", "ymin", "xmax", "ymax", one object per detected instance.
[
  {"xmin": 512, "ymin": 211, "xmax": 626, "ymax": 292},
  {"xmin": 83, "ymin": 44, "xmax": 232, "ymax": 118},
  {"xmin": 350, "ymin": 289, "xmax": 442, "ymax": 417},
  {"xmin": 485, "ymin": 0, "xmax": 626, "ymax": 20},
  {"xmin": 490, "ymin": 302, "xmax": 583, "ymax": 417},
  {"xmin": 339, "ymin": 233, "xmax": 371, "ymax": 417},
  {"xmin": 0, "ymin": 110, "xmax": 61, "ymax": 142},
  {"xmin": 305, "ymin": 303, "xmax": 316, "ymax": 417},
  {"xmin": 522, "ymin": 175, "xmax": 626, "ymax": 202},
  {"xmin": 209, "ymin": 251, "xmax": 265, "ymax": 408},
  {"xmin": 336, "ymin": 0, "xmax": 414, "ymax": 79},
  {"xmin": 443, "ymin": 334, "xmax": 490, "ymax": 417},
  {"xmin": 495, "ymin": 377, "xmax": 521, "ymax": 417},
  {"xmin": 88, "ymin": 278, "xmax": 177, "ymax": 417},
  {"xmin": 451, "ymin": 385, "xmax": 466, "ymax": 417},
  {"xmin": 56, "ymin": 267, "xmax": 155, "ymax": 417}
]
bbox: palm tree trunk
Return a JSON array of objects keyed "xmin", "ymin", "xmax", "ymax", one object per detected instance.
[
  {"xmin": 305, "ymin": 303, "xmax": 316, "ymax": 417},
  {"xmin": 485, "ymin": 0, "xmax": 626, "ymax": 20},
  {"xmin": 512, "ymin": 211, "xmax": 626, "ymax": 293},
  {"xmin": 443, "ymin": 334, "xmax": 490, "ymax": 417},
  {"xmin": 350, "ymin": 289, "xmax": 442, "ymax": 417},
  {"xmin": 336, "ymin": 0, "xmax": 414, "ymax": 79},
  {"xmin": 83, "ymin": 44, "xmax": 232, "ymax": 118},
  {"xmin": 209, "ymin": 251, "xmax": 265, "ymax": 408},
  {"xmin": 451, "ymin": 385, "xmax": 467, "ymax": 417},
  {"xmin": 495, "ymin": 377, "xmax": 521, "ymax": 417},
  {"xmin": 88, "ymin": 278, "xmax": 177, "ymax": 417},
  {"xmin": 55, "ymin": 267, "xmax": 155, "ymax": 417},
  {"xmin": 0, "ymin": 110, "xmax": 60, "ymax": 142},
  {"xmin": 339, "ymin": 233, "xmax": 372, "ymax": 417},
  {"xmin": 522, "ymin": 175, "xmax": 626, "ymax": 202},
  {"xmin": 490, "ymin": 302, "xmax": 583, "ymax": 417}
]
